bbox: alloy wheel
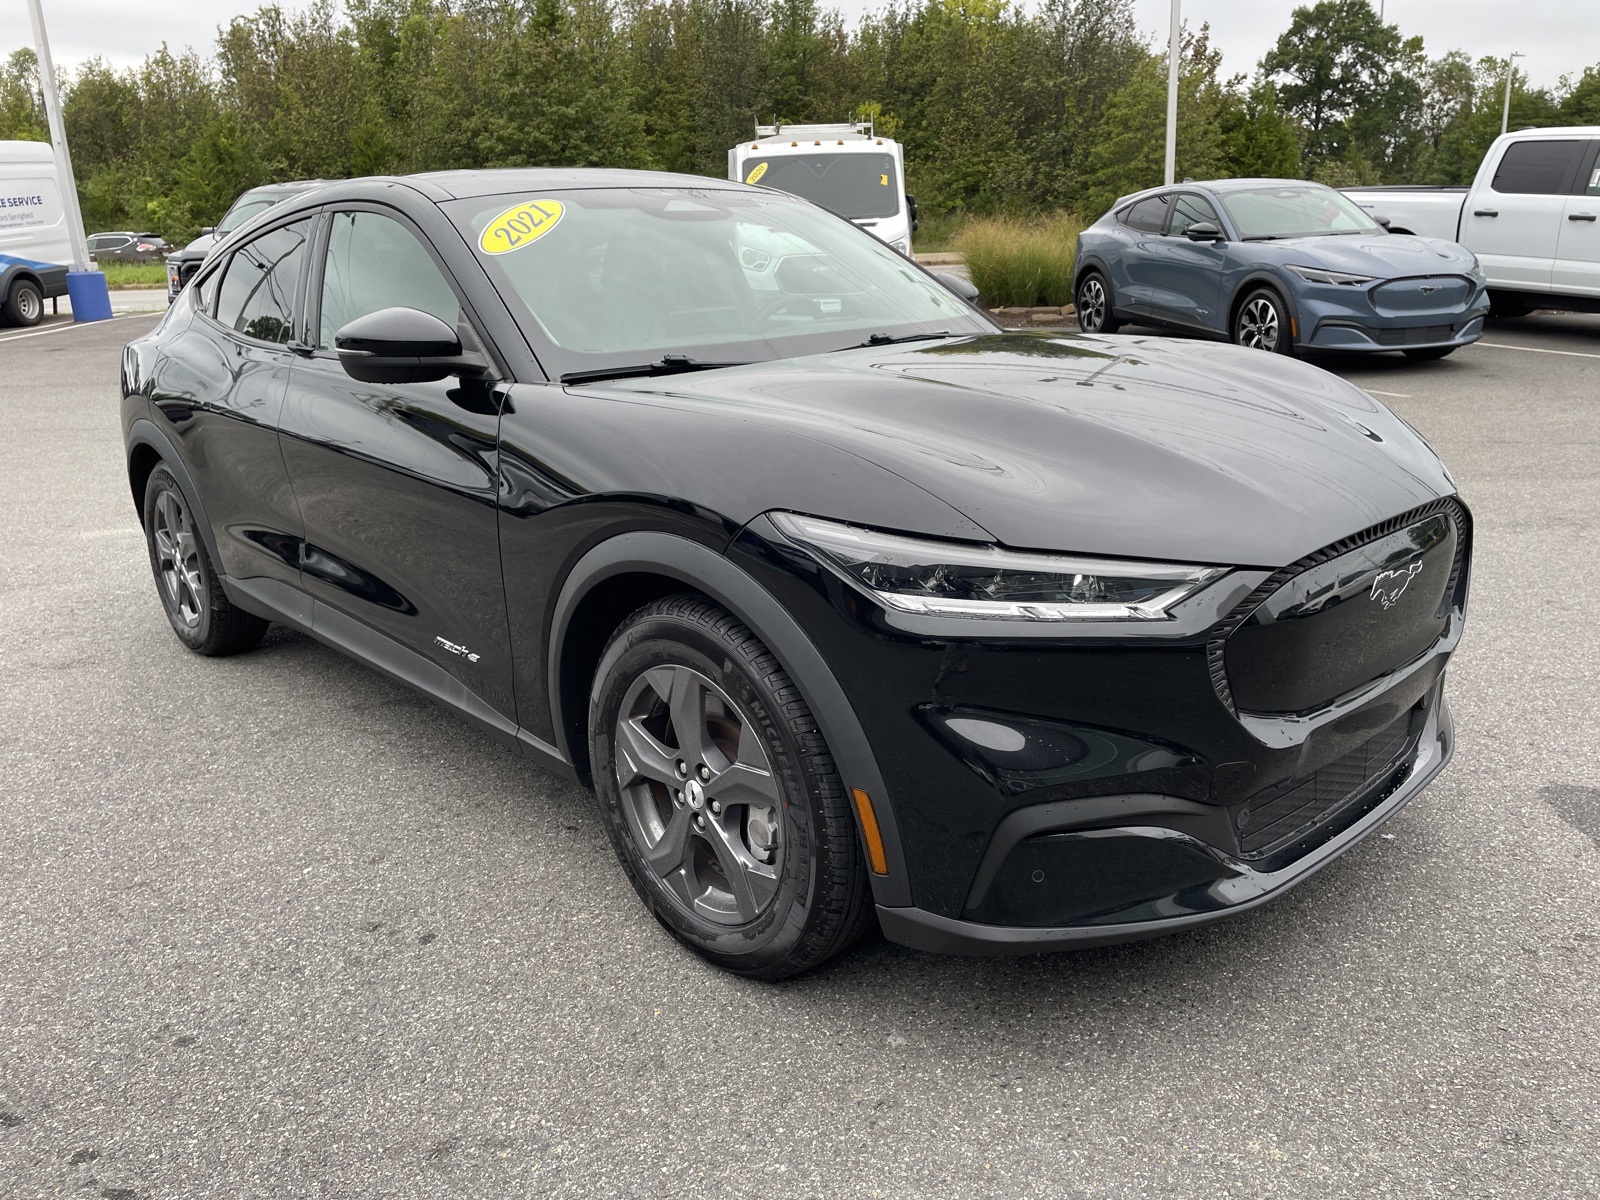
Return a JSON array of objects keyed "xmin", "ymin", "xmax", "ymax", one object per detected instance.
[
  {"xmin": 613, "ymin": 663, "xmax": 784, "ymax": 926},
  {"xmin": 1078, "ymin": 278, "xmax": 1107, "ymax": 332},
  {"xmin": 1237, "ymin": 297, "xmax": 1280, "ymax": 350},
  {"xmin": 152, "ymin": 487, "xmax": 205, "ymax": 628}
]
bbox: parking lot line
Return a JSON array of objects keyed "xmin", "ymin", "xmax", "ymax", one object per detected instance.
[
  {"xmin": 1477, "ymin": 341, "xmax": 1600, "ymax": 360},
  {"xmin": 1364, "ymin": 389, "xmax": 1412, "ymax": 399},
  {"xmin": 0, "ymin": 313, "xmax": 141, "ymax": 344}
]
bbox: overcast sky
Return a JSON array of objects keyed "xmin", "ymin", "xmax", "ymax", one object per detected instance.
[{"xmin": 1, "ymin": 0, "xmax": 1594, "ymax": 91}]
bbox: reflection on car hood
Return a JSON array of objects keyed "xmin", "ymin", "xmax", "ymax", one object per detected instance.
[
  {"xmin": 1273, "ymin": 234, "xmax": 1475, "ymax": 276},
  {"xmin": 603, "ymin": 331, "xmax": 1456, "ymax": 567},
  {"xmin": 170, "ymin": 232, "xmax": 217, "ymax": 261}
]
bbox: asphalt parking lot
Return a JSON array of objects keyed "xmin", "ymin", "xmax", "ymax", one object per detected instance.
[{"xmin": 2, "ymin": 312, "xmax": 1597, "ymax": 1199}]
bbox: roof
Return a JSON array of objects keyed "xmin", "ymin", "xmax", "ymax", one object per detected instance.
[
  {"xmin": 406, "ymin": 168, "xmax": 743, "ymax": 200},
  {"xmin": 0, "ymin": 139, "xmax": 54, "ymax": 164}
]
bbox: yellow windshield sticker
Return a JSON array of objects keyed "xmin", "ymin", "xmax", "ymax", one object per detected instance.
[
  {"xmin": 880, "ymin": 174, "xmax": 889, "ymax": 186},
  {"xmin": 479, "ymin": 199, "xmax": 565, "ymax": 255},
  {"xmin": 746, "ymin": 161, "xmax": 769, "ymax": 185}
]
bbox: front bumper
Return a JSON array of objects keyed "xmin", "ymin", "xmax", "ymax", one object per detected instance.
[
  {"xmin": 1306, "ymin": 315, "xmax": 1485, "ymax": 352},
  {"xmin": 1295, "ymin": 273, "xmax": 1489, "ymax": 353},
  {"xmin": 876, "ymin": 686, "xmax": 1452, "ymax": 954}
]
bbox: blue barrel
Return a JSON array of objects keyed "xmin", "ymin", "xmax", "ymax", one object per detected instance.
[{"xmin": 65, "ymin": 270, "xmax": 113, "ymax": 322}]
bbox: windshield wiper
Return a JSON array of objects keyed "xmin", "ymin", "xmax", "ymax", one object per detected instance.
[
  {"xmin": 842, "ymin": 331, "xmax": 954, "ymax": 350},
  {"xmin": 560, "ymin": 354, "xmax": 752, "ymax": 386}
]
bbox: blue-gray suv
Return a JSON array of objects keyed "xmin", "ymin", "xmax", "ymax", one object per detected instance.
[{"xmin": 1074, "ymin": 179, "xmax": 1490, "ymax": 359}]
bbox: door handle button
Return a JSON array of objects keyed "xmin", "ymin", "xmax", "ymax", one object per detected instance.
[{"xmin": 1569, "ymin": 213, "xmax": 1598, "ymax": 222}]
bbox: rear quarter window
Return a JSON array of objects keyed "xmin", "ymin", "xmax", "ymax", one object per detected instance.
[{"xmin": 1119, "ymin": 195, "xmax": 1171, "ymax": 233}]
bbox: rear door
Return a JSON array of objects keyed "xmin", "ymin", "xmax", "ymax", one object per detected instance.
[
  {"xmin": 1114, "ymin": 194, "xmax": 1173, "ymax": 315},
  {"xmin": 1144, "ymin": 192, "xmax": 1227, "ymax": 332},
  {"xmin": 1553, "ymin": 140, "xmax": 1600, "ymax": 299},
  {"xmin": 1467, "ymin": 138, "xmax": 1587, "ymax": 291},
  {"xmin": 279, "ymin": 204, "xmax": 516, "ymax": 720}
]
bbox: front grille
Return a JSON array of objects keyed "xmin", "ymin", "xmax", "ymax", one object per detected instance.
[
  {"xmin": 1373, "ymin": 324, "xmax": 1455, "ymax": 346},
  {"xmin": 1233, "ymin": 716, "xmax": 1416, "ymax": 859},
  {"xmin": 1206, "ymin": 497, "xmax": 1471, "ymax": 716}
]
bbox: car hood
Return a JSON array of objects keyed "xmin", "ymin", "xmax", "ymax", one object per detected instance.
[
  {"xmin": 1272, "ymin": 233, "xmax": 1476, "ymax": 277},
  {"xmin": 595, "ymin": 332, "xmax": 1456, "ymax": 568},
  {"xmin": 170, "ymin": 232, "xmax": 217, "ymax": 261}
]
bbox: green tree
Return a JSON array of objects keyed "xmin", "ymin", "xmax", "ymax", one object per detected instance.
[{"xmin": 0, "ymin": 49, "xmax": 46, "ymax": 141}]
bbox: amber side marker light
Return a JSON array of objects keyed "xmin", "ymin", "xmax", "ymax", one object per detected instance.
[{"xmin": 850, "ymin": 788, "xmax": 890, "ymax": 876}]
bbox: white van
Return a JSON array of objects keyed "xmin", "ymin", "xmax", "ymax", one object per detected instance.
[
  {"xmin": 0, "ymin": 140, "xmax": 72, "ymax": 326},
  {"xmin": 729, "ymin": 122, "xmax": 918, "ymax": 255}
]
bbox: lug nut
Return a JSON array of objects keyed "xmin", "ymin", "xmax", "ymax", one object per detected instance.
[
  {"xmin": 709, "ymin": 799, "xmax": 722, "ymax": 814},
  {"xmin": 694, "ymin": 813, "xmax": 706, "ymax": 829},
  {"xmin": 698, "ymin": 765, "xmax": 711, "ymax": 782},
  {"xmin": 674, "ymin": 789, "xmax": 684, "ymax": 805},
  {"xmin": 676, "ymin": 760, "xmax": 688, "ymax": 778}
]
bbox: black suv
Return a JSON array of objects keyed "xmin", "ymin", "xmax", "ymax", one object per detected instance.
[{"xmin": 123, "ymin": 170, "xmax": 1469, "ymax": 978}]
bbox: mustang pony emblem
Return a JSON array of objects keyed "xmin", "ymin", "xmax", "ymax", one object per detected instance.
[
  {"xmin": 1370, "ymin": 561, "xmax": 1423, "ymax": 609},
  {"xmin": 1419, "ymin": 284, "xmax": 1439, "ymax": 295}
]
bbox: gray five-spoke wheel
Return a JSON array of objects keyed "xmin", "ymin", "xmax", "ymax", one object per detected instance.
[
  {"xmin": 614, "ymin": 663, "xmax": 784, "ymax": 926},
  {"xmin": 1078, "ymin": 277, "xmax": 1107, "ymax": 332},
  {"xmin": 152, "ymin": 488, "xmax": 205, "ymax": 628},
  {"xmin": 1237, "ymin": 296, "xmax": 1280, "ymax": 350}
]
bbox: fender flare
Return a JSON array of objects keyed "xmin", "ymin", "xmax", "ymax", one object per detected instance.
[
  {"xmin": 1230, "ymin": 272, "xmax": 1305, "ymax": 346},
  {"xmin": 547, "ymin": 530, "xmax": 914, "ymax": 906},
  {"xmin": 125, "ymin": 416, "xmax": 225, "ymax": 570}
]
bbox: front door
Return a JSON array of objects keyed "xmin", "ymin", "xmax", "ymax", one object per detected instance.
[
  {"xmin": 1469, "ymin": 138, "xmax": 1588, "ymax": 291},
  {"xmin": 278, "ymin": 206, "xmax": 515, "ymax": 720},
  {"xmin": 1553, "ymin": 141, "xmax": 1600, "ymax": 299}
]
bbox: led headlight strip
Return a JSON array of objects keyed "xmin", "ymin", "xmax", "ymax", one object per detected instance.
[{"xmin": 771, "ymin": 513, "xmax": 1228, "ymax": 621}]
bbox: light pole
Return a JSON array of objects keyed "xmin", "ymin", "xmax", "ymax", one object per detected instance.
[
  {"xmin": 1164, "ymin": 0, "xmax": 1180, "ymax": 186},
  {"xmin": 24, "ymin": 0, "xmax": 111, "ymax": 321},
  {"xmin": 1500, "ymin": 52, "xmax": 1525, "ymax": 137}
]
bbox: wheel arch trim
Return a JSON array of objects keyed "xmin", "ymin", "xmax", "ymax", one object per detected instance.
[
  {"xmin": 124, "ymin": 417, "xmax": 225, "ymax": 570},
  {"xmin": 1231, "ymin": 272, "xmax": 1305, "ymax": 344},
  {"xmin": 546, "ymin": 530, "xmax": 913, "ymax": 906}
]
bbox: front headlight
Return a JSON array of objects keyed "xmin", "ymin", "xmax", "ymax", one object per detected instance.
[
  {"xmin": 1288, "ymin": 265, "xmax": 1377, "ymax": 286},
  {"xmin": 771, "ymin": 513, "xmax": 1227, "ymax": 621}
]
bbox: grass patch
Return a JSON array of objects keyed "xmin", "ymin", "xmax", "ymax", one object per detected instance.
[
  {"xmin": 953, "ymin": 213, "xmax": 1084, "ymax": 307},
  {"xmin": 97, "ymin": 262, "xmax": 166, "ymax": 289},
  {"xmin": 912, "ymin": 210, "xmax": 967, "ymax": 254}
]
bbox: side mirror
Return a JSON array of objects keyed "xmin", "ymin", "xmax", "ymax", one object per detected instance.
[
  {"xmin": 1184, "ymin": 221, "xmax": 1224, "ymax": 242},
  {"xmin": 334, "ymin": 307, "xmax": 478, "ymax": 385},
  {"xmin": 199, "ymin": 227, "xmax": 215, "ymax": 237},
  {"xmin": 1374, "ymin": 214, "xmax": 1393, "ymax": 229},
  {"xmin": 934, "ymin": 271, "xmax": 980, "ymax": 304},
  {"xmin": 906, "ymin": 194, "xmax": 920, "ymax": 233}
]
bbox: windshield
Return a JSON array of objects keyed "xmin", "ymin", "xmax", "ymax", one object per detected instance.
[
  {"xmin": 1218, "ymin": 186, "xmax": 1381, "ymax": 239},
  {"xmin": 446, "ymin": 186, "xmax": 986, "ymax": 377},
  {"xmin": 218, "ymin": 196, "xmax": 282, "ymax": 235},
  {"xmin": 743, "ymin": 153, "xmax": 901, "ymax": 220}
]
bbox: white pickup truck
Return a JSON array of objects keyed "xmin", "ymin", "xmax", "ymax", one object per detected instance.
[{"xmin": 1344, "ymin": 127, "xmax": 1600, "ymax": 316}]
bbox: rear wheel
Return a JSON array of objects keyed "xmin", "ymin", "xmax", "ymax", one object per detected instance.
[
  {"xmin": 1403, "ymin": 346, "xmax": 1457, "ymax": 361},
  {"xmin": 1075, "ymin": 272, "xmax": 1121, "ymax": 334},
  {"xmin": 1233, "ymin": 287, "xmax": 1294, "ymax": 354},
  {"xmin": 2, "ymin": 278, "xmax": 43, "ymax": 327},
  {"xmin": 589, "ymin": 594, "xmax": 873, "ymax": 980},
  {"xmin": 142, "ymin": 465, "xmax": 269, "ymax": 656}
]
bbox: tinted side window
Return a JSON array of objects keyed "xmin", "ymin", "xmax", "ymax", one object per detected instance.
[
  {"xmin": 1584, "ymin": 144, "xmax": 1600, "ymax": 197},
  {"xmin": 320, "ymin": 211, "xmax": 461, "ymax": 348},
  {"xmin": 1121, "ymin": 195, "xmax": 1172, "ymax": 233},
  {"xmin": 1169, "ymin": 194, "xmax": 1220, "ymax": 237},
  {"xmin": 1491, "ymin": 140, "xmax": 1582, "ymax": 195},
  {"xmin": 215, "ymin": 220, "xmax": 311, "ymax": 344}
]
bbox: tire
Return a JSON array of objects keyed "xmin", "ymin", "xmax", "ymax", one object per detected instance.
[
  {"xmin": 1075, "ymin": 271, "xmax": 1121, "ymax": 334},
  {"xmin": 589, "ymin": 594, "xmax": 874, "ymax": 980},
  {"xmin": 1232, "ymin": 287, "xmax": 1294, "ymax": 354},
  {"xmin": 2, "ymin": 278, "xmax": 44, "ymax": 327},
  {"xmin": 1488, "ymin": 291, "xmax": 1532, "ymax": 319},
  {"xmin": 142, "ymin": 465, "xmax": 269, "ymax": 656},
  {"xmin": 1403, "ymin": 346, "xmax": 1457, "ymax": 361}
]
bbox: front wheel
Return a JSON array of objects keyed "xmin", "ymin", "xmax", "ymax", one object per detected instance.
[
  {"xmin": 589, "ymin": 594, "xmax": 874, "ymax": 980},
  {"xmin": 1075, "ymin": 272, "xmax": 1121, "ymax": 334},
  {"xmin": 1233, "ymin": 288, "xmax": 1294, "ymax": 354},
  {"xmin": 1403, "ymin": 346, "xmax": 1458, "ymax": 361}
]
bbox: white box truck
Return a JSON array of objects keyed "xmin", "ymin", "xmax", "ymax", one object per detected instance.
[
  {"xmin": 1343, "ymin": 127, "xmax": 1600, "ymax": 317},
  {"xmin": 729, "ymin": 122, "xmax": 918, "ymax": 255},
  {"xmin": 0, "ymin": 139, "xmax": 72, "ymax": 326}
]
